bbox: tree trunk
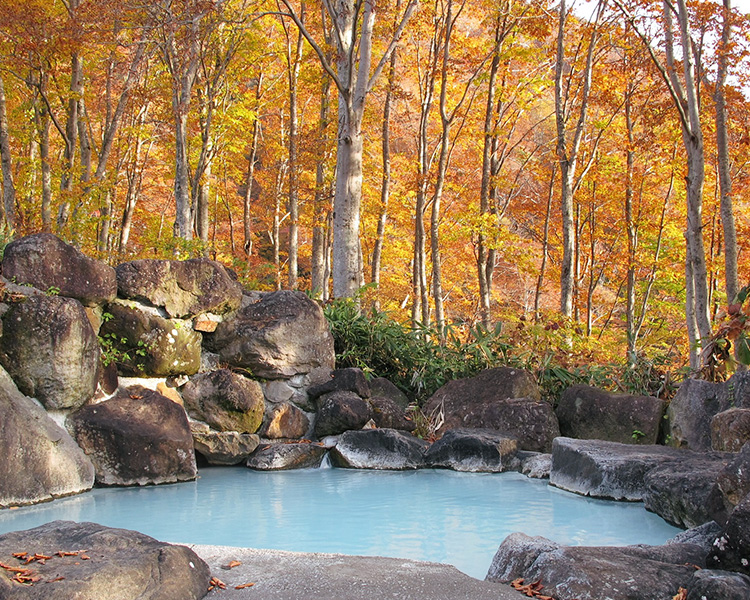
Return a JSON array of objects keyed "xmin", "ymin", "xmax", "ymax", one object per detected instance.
[
  {"xmin": 312, "ymin": 71, "xmax": 332, "ymax": 300},
  {"xmin": 57, "ymin": 48, "xmax": 83, "ymax": 230},
  {"xmin": 715, "ymin": 0, "xmax": 738, "ymax": 305},
  {"xmin": 0, "ymin": 75, "xmax": 15, "ymax": 228},
  {"xmin": 534, "ymin": 165, "xmax": 556, "ymax": 321},
  {"xmin": 372, "ymin": 37, "xmax": 399, "ymax": 303},
  {"xmin": 243, "ymin": 74, "xmax": 263, "ymax": 258},
  {"xmin": 554, "ymin": 0, "xmax": 602, "ymax": 318},
  {"xmin": 285, "ymin": 16, "xmax": 303, "ymax": 290},
  {"xmin": 33, "ymin": 88, "xmax": 52, "ymax": 233}
]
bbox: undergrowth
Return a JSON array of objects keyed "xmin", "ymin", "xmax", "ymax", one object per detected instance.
[{"xmin": 323, "ymin": 299, "xmax": 683, "ymax": 406}]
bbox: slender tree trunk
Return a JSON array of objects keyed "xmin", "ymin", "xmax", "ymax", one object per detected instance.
[
  {"xmin": 372, "ymin": 34, "xmax": 399, "ymax": 302},
  {"xmin": 554, "ymin": 0, "xmax": 603, "ymax": 317},
  {"xmin": 534, "ymin": 165, "xmax": 556, "ymax": 321},
  {"xmin": 243, "ymin": 74, "xmax": 263, "ymax": 258},
  {"xmin": 57, "ymin": 48, "xmax": 83, "ymax": 230},
  {"xmin": 625, "ymin": 86, "xmax": 637, "ymax": 357},
  {"xmin": 715, "ymin": 0, "xmax": 738, "ymax": 305},
  {"xmin": 285, "ymin": 16, "xmax": 303, "ymax": 290},
  {"xmin": 33, "ymin": 89, "xmax": 52, "ymax": 232},
  {"xmin": 312, "ymin": 68, "xmax": 332, "ymax": 300},
  {"xmin": 0, "ymin": 75, "xmax": 15, "ymax": 228},
  {"xmin": 477, "ymin": 14, "xmax": 503, "ymax": 328}
]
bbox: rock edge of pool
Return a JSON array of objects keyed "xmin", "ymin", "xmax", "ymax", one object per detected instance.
[{"xmin": 190, "ymin": 544, "xmax": 527, "ymax": 599}]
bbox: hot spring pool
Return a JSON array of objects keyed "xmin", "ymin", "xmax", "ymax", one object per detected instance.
[{"xmin": 0, "ymin": 466, "xmax": 681, "ymax": 579}]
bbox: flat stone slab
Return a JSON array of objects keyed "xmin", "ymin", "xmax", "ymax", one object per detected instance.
[
  {"xmin": 550, "ymin": 437, "xmax": 692, "ymax": 500},
  {"xmin": 190, "ymin": 545, "xmax": 527, "ymax": 600}
]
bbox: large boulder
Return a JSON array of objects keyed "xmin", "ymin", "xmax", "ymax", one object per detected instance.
[
  {"xmin": 424, "ymin": 367, "xmax": 541, "ymax": 427},
  {"xmin": 1, "ymin": 233, "xmax": 116, "ymax": 306},
  {"xmin": 205, "ymin": 290, "xmax": 335, "ymax": 379},
  {"xmin": 313, "ymin": 391, "xmax": 373, "ymax": 438},
  {"xmin": 425, "ymin": 428, "xmax": 518, "ymax": 472},
  {"xmin": 307, "ymin": 368, "xmax": 371, "ymax": 401},
  {"xmin": 67, "ymin": 386, "xmax": 197, "ymax": 486},
  {"xmin": 556, "ymin": 384, "xmax": 665, "ymax": 444},
  {"xmin": 486, "ymin": 532, "xmax": 705, "ymax": 600},
  {"xmin": 715, "ymin": 442, "xmax": 750, "ymax": 519},
  {"xmin": 115, "ymin": 257, "xmax": 242, "ymax": 318},
  {"xmin": 550, "ymin": 437, "xmax": 687, "ymax": 501},
  {"xmin": 422, "ymin": 367, "xmax": 555, "ymax": 451},
  {"xmin": 192, "ymin": 429, "xmax": 260, "ymax": 466},
  {"xmin": 711, "ymin": 407, "xmax": 750, "ymax": 452},
  {"xmin": 0, "ymin": 521, "xmax": 210, "ymax": 600},
  {"xmin": 369, "ymin": 376, "xmax": 410, "ymax": 410},
  {"xmin": 246, "ymin": 441, "xmax": 327, "ymax": 470},
  {"xmin": 181, "ymin": 369, "xmax": 265, "ymax": 433},
  {"xmin": 329, "ymin": 428, "xmax": 428, "ymax": 470},
  {"xmin": 707, "ymin": 494, "xmax": 750, "ymax": 576},
  {"xmin": 643, "ymin": 453, "xmax": 733, "ymax": 528},
  {"xmin": 0, "ymin": 295, "xmax": 99, "ymax": 410},
  {"xmin": 99, "ymin": 301, "xmax": 201, "ymax": 376},
  {"xmin": 259, "ymin": 402, "xmax": 310, "ymax": 439},
  {"xmin": 369, "ymin": 396, "xmax": 416, "ymax": 432},
  {"xmin": 667, "ymin": 371, "xmax": 750, "ymax": 450},
  {"xmin": 685, "ymin": 569, "xmax": 750, "ymax": 600},
  {"xmin": 0, "ymin": 367, "xmax": 94, "ymax": 508}
]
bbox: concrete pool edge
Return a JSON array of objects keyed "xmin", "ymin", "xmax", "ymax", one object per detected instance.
[{"xmin": 190, "ymin": 544, "xmax": 527, "ymax": 599}]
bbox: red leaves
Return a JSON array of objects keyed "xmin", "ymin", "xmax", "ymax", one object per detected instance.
[
  {"xmin": 1, "ymin": 549, "xmax": 91, "ymax": 587},
  {"xmin": 208, "ymin": 576, "xmax": 227, "ymax": 591},
  {"xmin": 510, "ymin": 578, "xmax": 559, "ymax": 600},
  {"xmin": 235, "ymin": 582, "xmax": 255, "ymax": 589},
  {"xmin": 672, "ymin": 587, "xmax": 688, "ymax": 600}
]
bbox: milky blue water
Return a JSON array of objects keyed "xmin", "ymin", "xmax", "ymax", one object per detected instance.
[{"xmin": 0, "ymin": 466, "xmax": 681, "ymax": 579}]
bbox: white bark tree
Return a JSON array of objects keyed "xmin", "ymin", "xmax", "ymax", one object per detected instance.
[{"xmin": 280, "ymin": 0, "xmax": 418, "ymax": 298}]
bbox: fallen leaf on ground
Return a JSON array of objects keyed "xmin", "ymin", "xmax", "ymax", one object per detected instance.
[
  {"xmin": 221, "ymin": 560, "xmax": 241, "ymax": 570},
  {"xmin": 235, "ymin": 582, "xmax": 255, "ymax": 589},
  {"xmin": 208, "ymin": 576, "xmax": 227, "ymax": 591},
  {"xmin": 672, "ymin": 588, "xmax": 688, "ymax": 600}
]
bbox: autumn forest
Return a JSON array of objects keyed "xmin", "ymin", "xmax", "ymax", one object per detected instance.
[{"xmin": 0, "ymin": 0, "xmax": 749, "ymax": 382}]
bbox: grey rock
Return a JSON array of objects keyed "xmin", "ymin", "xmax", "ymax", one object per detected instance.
[
  {"xmin": 116, "ymin": 257, "xmax": 242, "ymax": 318},
  {"xmin": 181, "ymin": 369, "xmax": 265, "ymax": 434},
  {"xmin": 486, "ymin": 532, "xmax": 704, "ymax": 600},
  {"xmin": 330, "ymin": 428, "xmax": 428, "ymax": 470},
  {"xmin": 369, "ymin": 377, "xmax": 410, "ymax": 410},
  {"xmin": 314, "ymin": 391, "xmax": 373, "ymax": 438},
  {"xmin": 642, "ymin": 452, "xmax": 733, "ymax": 528},
  {"xmin": 424, "ymin": 368, "xmax": 542, "ymax": 437},
  {"xmin": 666, "ymin": 521, "xmax": 724, "ymax": 555},
  {"xmin": 307, "ymin": 368, "xmax": 371, "ymax": 400},
  {"xmin": 369, "ymin": 396, "xmax": 416, "ymax": 431},
  {"xmin": 707, "ymin": 493, "xmax": 750, "ymax": 576},
  {"xmin": 193, "ymin": 430, "xmax": 260, "ymax": 465},
  {"xmin": 247, "ymin": 441, "xmax": 327, "ymax": 470},
  {"xmin": 711, "ymin": 407, "xmax": 750, "ymax": 452},
  {"xmin": 0, "ymin": 295, "xmax": 99, "ymax": 410},
  {"xmin": 206, "ymin": 290, "xmax": 335, "ymax": 379},
  {"xmin": 716, "ymin": 442, "xmax": 750, "ymax": 519},
  {"xmin": 1, "ymin": 233, "xmax": 116, "ymax": 306},
  {"xmin": 263, "ymin": 379, "xmax": 296, "ymax": 403},
  {"xmin": 260, "ymin": 402, "xmax": 310, "ymax": 439},
  {"xmin": 479, "ymin": 398, "xmax": 559, "ymax": 452},
  {"xmin": 67, "ymin": 385, "xmax": 197, "ymax": 486},
  {"xmin": 0, "ymin": 366, "xmax": 94, "ymax": 508},
  {"xmin": 425, "ymin": 428, "xmax": 518, "ymax": 472},
  {"xmin": 686, "ymin": 569, "xmax": 750, "ymax": 600},
  {"xmin": 556, "ymin": 384, "xmax": 665, "ymax": 445},
  {"xmin": 667, "ymin": 371, "xmax": 750, "ymax": 450},
  {"xmin": 550, "ymin": 437, "xmax": 686, "ymax": 500},
  {"xmin": 0, "ymin": 521, "xmax": 210, "ymax": 600},
  {"xmin": 520, "ymin": 453, "xmax": 552, "ymax": 479},
  {"xmin": 99, "ymin": 300, "xmax": 201, "ymax": 376}
]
